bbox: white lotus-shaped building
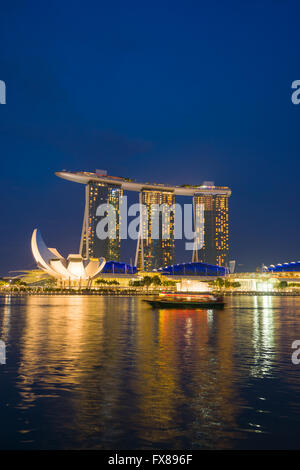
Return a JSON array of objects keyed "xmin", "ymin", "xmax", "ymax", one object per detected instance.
[{"xmin": 31, "ymin": 229, "xmax": 106, "ymax": 281}]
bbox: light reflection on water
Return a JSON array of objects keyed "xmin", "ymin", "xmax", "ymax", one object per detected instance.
[{"xmin": 0, "ymin": 294, "xmax": 300, "ymax": 449}]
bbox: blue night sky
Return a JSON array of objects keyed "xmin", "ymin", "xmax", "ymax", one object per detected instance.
[{"xmin": 0, "ymin": 0, "xmax": 300, "ymax": 274}]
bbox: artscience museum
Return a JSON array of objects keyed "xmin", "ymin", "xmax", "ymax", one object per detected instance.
[{"xmin": 31, "ymin": 229, "xmax": 106, "ymax": 285}]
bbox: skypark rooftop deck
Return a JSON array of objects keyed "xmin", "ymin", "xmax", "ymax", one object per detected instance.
[{"xmin": 55, "ymin": 170, "xmax": 231, "ymax": 196}]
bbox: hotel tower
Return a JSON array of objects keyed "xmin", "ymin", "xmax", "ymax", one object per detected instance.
[
  {"xmin": 192, "ymin": 189, "xmax": 229, "ymax": 267},
  {"xmin": 135, "ymin": 189, "xmax": 175, "ymax": 271},
  {"xmin": 80, "ymin": 176, "xmax": 123, "ymax": 261}
]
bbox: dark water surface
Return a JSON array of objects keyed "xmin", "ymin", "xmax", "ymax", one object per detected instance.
[{"xmin": 0, "ymin": 294, "xmax": 300, "ymax": 449}]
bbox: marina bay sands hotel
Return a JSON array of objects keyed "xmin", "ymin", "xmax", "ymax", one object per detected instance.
[{"xmin": 56, "ymin": 170, "xmax": 231, "ymax": 271}]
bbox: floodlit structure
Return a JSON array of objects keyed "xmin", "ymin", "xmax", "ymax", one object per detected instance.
[
  {"xmin": 229, "ymin": 274, "xmax": 279, "ymax": 292},
  {"xmin": 31, "ymin": 229, "xmax": 106, "ymax": 283},
  {"xmin": 56, "ymin": 170, "xmax": 231, "ymax": 271}
]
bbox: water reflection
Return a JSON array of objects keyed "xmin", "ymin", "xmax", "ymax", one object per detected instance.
[
  {"xmin": 0, "ymin": 295, "xmax": 300, "ymax": 449},
  {"xmin": 0, "ymin": 295, "xmax": 12, "ymax": 342},
  {"xmin": 251, "ymin": 296, "xmax": 275, "ymax": 378}
]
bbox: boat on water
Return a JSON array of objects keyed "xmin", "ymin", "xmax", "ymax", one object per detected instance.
[{"xmin": 144, "ymin": 292, "xmax": 225, "ymax": 309}]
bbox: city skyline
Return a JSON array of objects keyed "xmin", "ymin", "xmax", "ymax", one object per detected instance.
[
  {"xmin": 2, "ymin": 1, "xmax": 300, "ymax": 453},
  {"xmin": 1, "ymin": 2, "xmax": 300, "ymax": 275}
]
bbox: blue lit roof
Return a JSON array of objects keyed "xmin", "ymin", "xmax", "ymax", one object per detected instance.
[
  {"xmin": 267, "ymin": 261, "xmax": 300, "ymax": 272},
  {"xmin": 158, "ymin": 262, "xmax": 228, "ymax": 276},
  {"xmin": 102, "ymin": 261, "xmax": 137, "ymax": 274}
]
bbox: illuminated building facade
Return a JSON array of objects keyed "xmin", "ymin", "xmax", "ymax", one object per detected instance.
[
  {"xmin": 80, "ymin": 181, "xmax": 123, "ymax": 261},
  {"xmin": 192, "ymin": 187, "xmax": 229, "ymax": 267},
  {"xmin": 135, "ymin": 190, "xmax": 175, "ymax": 271}
]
